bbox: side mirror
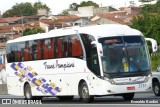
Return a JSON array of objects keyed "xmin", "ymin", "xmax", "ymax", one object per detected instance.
[
  {"xmin": 91, "ymin": 41, "xmax": 103, "ymax": 56},
  {"xmin": 145, "ymin": 38, "xmax": 158, "ymax": 52}
]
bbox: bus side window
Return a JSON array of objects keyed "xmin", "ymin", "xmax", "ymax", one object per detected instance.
[
  {"xmin": 23, "ymin": 41, "xmax": 30, "ymax": 61},
  {"xmin": 10, "ymin": 43, "xmax": 17, "ymax": 62},
  {"xmin": 6, "ymin": 44, "xmax": 11, "ymax": 63},
  {"xmin": 43, "ymin": 39, "xmax": 51, "ymax": 59},
  {"xmin": 36, "ymin": 40, "xmax": 42, "ymax": 60},
  {"xmin": 63, "ymin": 37, "xmax": 69, "ymax": 57},
  {"xmin": 57, "ymin": 37, "xmax": 63, "ymax": 58},
  {"xmin": 71, "ymin": 35, "xmax": 83, "ymax": 58},
  {"xmin": 49, "ymin": 38, "xmax": 54, "ymax": 58},
  {"xmin": 16, "ymin": 43, "xmax": 21, "ymax": 62}
]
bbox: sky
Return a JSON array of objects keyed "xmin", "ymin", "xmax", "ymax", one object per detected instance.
[{"xmin": 0, "ymin": 0, "xmax": 142, "ymax": 15}]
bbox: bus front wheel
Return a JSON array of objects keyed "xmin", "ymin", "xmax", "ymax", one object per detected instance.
[
  {"xmin": 122, "ymin": 93, "xmax": 134, "ymax": 100},
  {"xmin": 79, "ymin": 82, "xmax": 94, "ymax": 103},
  {"xmin": 153, "ymin": 82, "xmax": 160, "ymax": 96}
]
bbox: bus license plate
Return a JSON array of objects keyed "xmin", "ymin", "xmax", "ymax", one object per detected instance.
[{"xmin": 127, "ymin": 86, "xmax": 135, "ymax": 90}]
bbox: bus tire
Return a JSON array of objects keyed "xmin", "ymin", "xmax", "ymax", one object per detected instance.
[
  {"xmin": 24, "ymin": 84, "xmax": 33, "ymax": 100},
  {"xmin": 79, "ymin": 82, "xmax": 94, "ymax": 103},
  {"xmin": 122, "ymin": 93, "xmax": 134, "ymax": 100},
  {"xmin": 57, "ymin": 96, "xmax": 74, "ymax": 101},
  {"xmin": 153, "ymin": 82, "xmax": 160, "ymax": 96}
]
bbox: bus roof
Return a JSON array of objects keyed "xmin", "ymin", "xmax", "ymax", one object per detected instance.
[{"xmin": 7, "ymin": 24, "xmax": 142, "ymax": 43}]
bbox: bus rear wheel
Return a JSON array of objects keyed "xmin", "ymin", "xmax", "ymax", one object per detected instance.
[
  {"xmin": 122, "ymin": 93, "xmax": 134, "ymax": 100},
  {"xmin": 24, "ymin": 84, "xmax": 33, "ymax": 100},
  {"xmin": 79, "ymin": 82, "xmax": 94, "ymax": 103},
  {"xmin": 24, "ymin": 84, "xmax": 43, "ymax": 100}
]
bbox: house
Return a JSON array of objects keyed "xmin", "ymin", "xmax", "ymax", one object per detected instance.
[
  {"xmin": 89, "ymin": 11, "xmax": 138, "ymax": 25},
  {"xmin": 60, "ymin": 18, "xmax": 90, "ymax": 26},
  {"xmin": 0, "ymin": 18, "xmax": 9, "ymax": 26},
  {"xmin": 93, "ymin": 6, "xmax": 118, "ymax": 15},
  {"xmin": 25, "ymin": 15, "xmax": 47, "ymax": 22},
  {"xmin": 69, "ymin": 6, "xmax": 118, "ymax": 17},
  {"xmin": 119, "ymin": 7, "xmax": 141, "ymax": 14},
  {"xmin": 48, "ymin": 15, "xmax": 79, "ymax": 20},
  {"xmin": 39, "ymin": 19, "xmax": 69, "ymax": 30},
  {"xmin": 4, "ymin": 16, "xmax": 27, "ymax": 25},
  {"xmin": 48, "ymin": 15, "xmax": 90, "ymax": 26},
  {"xmin": 0, "ymin": 25, "xmax": 21, "ymax": 39}
]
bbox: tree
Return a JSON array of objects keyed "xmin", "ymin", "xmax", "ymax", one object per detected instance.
[
  {"xmin": 140, "ymin": 0, "xmax": 160, "ymax": 14},
  {"xmin": 59, "ymin": 9, "xmax": 69, "ymax": 15},
  {"xmin": 23, "ymin": 27, "xmax": 44, "ymax": 36},
  {"xmin": 33, "ymin": 1, "xmax": 51, "ymax": 14},
  {"xmin": 68, "ymin": 1, "xmax": 99, "ymax": 11},
  {"xmin": 131, "ymin": 13, "xmax": 160, "ymax": 44},
  {"xmin": 2, "ymin": 1, "xmax": 50, "ymax": 17},
  {"xmin": 3, "ymin": 2, "xmax": 36, "ymax": 17},
  {"xmin": 79, "ymin": 1, "xmax": 99, "ymax": 7},
  {"xmin": 69, "ymin": 3, "xmax": 79, "ymax": 11}
]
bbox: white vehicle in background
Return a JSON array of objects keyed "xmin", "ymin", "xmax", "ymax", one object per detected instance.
[
  {"xmin": 152, "ymin": 66, "xmax": 160, "ymax": 96},
  {"xmin": 6, "ymin": 24, "xmax": 157, "ymax": 103}
]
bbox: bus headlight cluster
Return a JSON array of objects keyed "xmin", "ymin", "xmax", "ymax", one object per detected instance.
[
  {"xmin": 144, "ymin": 74, "xmax": 152, "ymax": 83},
  {"xmin": 104, "ymin": 77, "xmax": 116, "ymax": 85}
]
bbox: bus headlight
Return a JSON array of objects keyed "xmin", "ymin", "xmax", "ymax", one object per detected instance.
[
  {"xmin": 104, "ymin": 77, "xmax": 116, "ymax": 85},
  {"xmin": 144, "ymin": 74, "xmax": 152, "ymax": 83},
  {"xmin": 109, "ymin": 79, "xmax": 116, "ymax": 85}
]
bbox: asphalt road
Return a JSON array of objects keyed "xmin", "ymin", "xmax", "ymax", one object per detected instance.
[{"xmin": 0, "ymin": 92, "xmax": 160, "ymax": 107}]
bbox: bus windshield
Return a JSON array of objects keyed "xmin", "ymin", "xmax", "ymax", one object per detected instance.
[{"xmin": 98, "ymin": 36, "xmax": 150, "ymax": 78}]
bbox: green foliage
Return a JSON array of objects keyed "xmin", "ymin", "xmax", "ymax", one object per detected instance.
[
  {"xmin": 2, "ymin": 1, "xmax": 50, "ymax": 17},
  {"xmin": 79, "ymin": 1, "xmax": 99, "ymax": 7},
  {"xmin": 3, "ymin": 2, "xmax": 36, "ymax": 17},
  {"xmin": 151, "ymin": 55, "xmax": 160, "ymax": 71},
  {"xmin": 59, "ymin": 9, "xmax": 69, "ymax": 15},
  {"xmin": 69, "ymin": 1, "xmax": 99, "ymax": 11},
  {"xmin": 33, "ymin": 1, "xmax": 50, "ymax": 14},
  {"xmin": 23, "ymin": 27, "xmax": 44, "ymax": 36},
  {"xmin": 69, "ymin": 3, "xmax": 79, "ymax": 11},
  {"xmin": 140, "ymin": 0, "xmax": 160, "ymax": 14},
  {"xmin": 131, "ymin": 13, "xmax": 160, "ymax": 44}
]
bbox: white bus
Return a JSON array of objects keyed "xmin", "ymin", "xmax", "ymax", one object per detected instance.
[{"xmin": 6, "ymin": 24, "xmax": 157, "ymax": 103}]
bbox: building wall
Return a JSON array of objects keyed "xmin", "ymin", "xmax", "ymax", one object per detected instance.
[
  {"xmin": 93, "ymin": 7, "xmax": 117, "ymax": 15},
  {"xmin": 88, "ymin": 17, "xmax": 120, "ymax": 25},
  {"xmin": 0, "ymin": 23, "xmax": 9, "ymax": 26},
  {"xmin": 37, "ymin": 9, "xmax": 48, "ymax": 16},
  {"xmin": 39, "ymin": 22, "xmax": 49, "ymax": 30},
  {"xmin": 77, "ymin": 6, "xmax": 94, "ymax": 17}
]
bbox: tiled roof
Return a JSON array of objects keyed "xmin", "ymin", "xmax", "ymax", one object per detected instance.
[
  {"xmin": 40, "ymin": 19, "xmax": 70, "ymax": 27},
  {"xmin": 0, "ymin": 18, "xmax": 8, "ymax": 23},
  {"xmin": 4, "ymin": 16, "xmax": 24, "ymax": 22},
  {"xmin": 96, "ymin": 11, "xmax": 139, "ymax": 25},
  {"xmin": 59, "ymin": 18, "xmax": 82, "ymax": 22},
  {"xmin": 25, "ymin": 15, "xmax": 45, "ymax": 19},
  {"xmin": 26, "ymin": 21, "xmax": 40, "ymax": 27},
  {"xmin": 98, "ymin": 13, "xmax": 126, "ymax": 24},
  {"xmin": 4, "ymin": 34, "xmax": 21, "ymax": 39},
  {"xmin": 40, "ymin": 19, "xmax": 55, "ymax": 25},
  {"xmin": 53, "ymin": 15, "xmax": 79, "ymax": 20}
]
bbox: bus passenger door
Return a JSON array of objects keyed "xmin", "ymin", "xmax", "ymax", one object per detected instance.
[{"xmin": 88, "ymin": 44, "xmax": 103, "ymax": 95}]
